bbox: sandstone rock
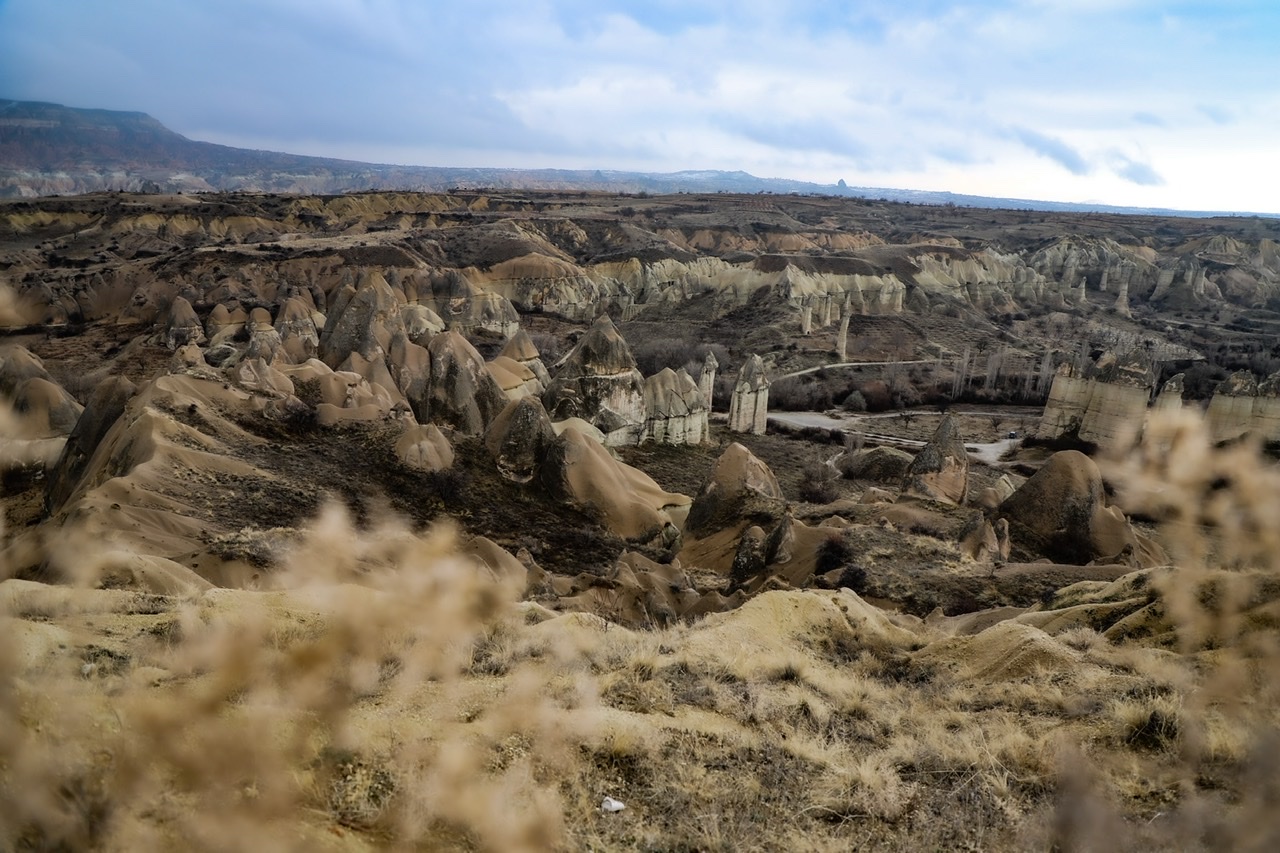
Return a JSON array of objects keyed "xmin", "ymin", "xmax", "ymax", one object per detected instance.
[
  {"xmin": 488, "ymin": 355, "xmax": 544, "ymax": 401},
  {"xmin": 859, "ymin": 486, "xmax": 897, "ymax": 504},
  {"xmin": 485, "ymin": 396, "xmax": 557, "ymax": 483},
  {"xmin": 1153, "ymin": 373, "xmax": 1184, "ymax": 412},
  {"xmin": 159, "ymin": 296, "xmax": 206, "ymax": 350},
  {"xmin": 1206, "ymin": 370, "xmax": 1260, "ymax": 443},
  {"xmin": 501, "ymin": 328, "xmax": 552, "ymax": 388},
  {"xmin": 204, "ymin": 302, "xmax": 247, "ymax": 346},
  {"xmin": 902, "ymin": 414, "xmax": 968, "ymax": 504},
  {"xmin": 999, "ymin": 450, "xmax": 1163, "ymax": 566},
  {"xmin": 540, "ymin": 425, "xmax": 691, "ymax": 542},
  {"xmin": 728, "ymin": 354, "xmax": 770, "ymax": 434},
  {"xmin": 685, "ymin": 442, "xmax": 785, "ymax": 536},
  {"xmin": 11, "ymin": 377, "xmax": 83, "ymax": 438},
  {"xmin": 542, "ymin": 315, "xmax": 646, "ymax": 446},
  {"xmin": 642, "ymin": 367, "xmax": 707, "ymax": 445},
  {"xmin": 400, "ymin": 304, "xmax": 445, "ymax": 345},
  {"xmin": 1037, "ymin": 349, "xmax": 1155, "ymax": 447},
  {"xmin": 274, "ymin": 296, "xmax": 321, "ymax": 363},
  {"xmin": 842, "ymin": 445, "xmax": 914, "ymax": 483},
  {"xmin": 232, "ymin": 358, "xmax": 295, "ymax": 398},
  {"xmin": 320, "ymin": 269, "xmax": 402, "ymax": 367},
  {"xmin": 423, "ymin": 330, "xmax": 508, "ymax": 435},
  {"xmin": 387, "ymin": 332, "xmax": 431, "ymax": 415},
  {"xmin": 698, "ymin": 350, "xmax": 719, "ymax": 411},
  {"xmin": 395, "ymin": 423, "xmax": 454, "ymax": 472},
  {"xmin": 0, "ymin": 345, "xmax": 52, "ymax": 396},
  {"xmin": 46, "ymin": 376, "xmax": 136, "ymax": 512}
]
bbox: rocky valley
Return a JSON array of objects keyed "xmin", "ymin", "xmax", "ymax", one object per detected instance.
[{"xmin": 2, "ymin": 187, "xmax": 1280, "ymax": 850}]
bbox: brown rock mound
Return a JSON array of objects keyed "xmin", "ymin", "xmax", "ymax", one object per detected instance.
[
  {"xmin": 841, "ymin": 445, "xmax": 913, "ymax": 483},
  {"xmin": 45, "ymin": 376, "xmax": 137, "ymax": 512},
  {"xmin": 685, "ymin": 442, "xmax": 786, "ymax": 536},
  {"xmin": 11, "ymin": 377, "xmax": 84, "ymax": 438},
  {"xmin": 159, "ymin": 296, "xmax": 206, "ymax": 350},
  {"xmin": 901, "ymin": 414, "xmax": 968, "ymax": 504},
  {"xmin": 999, "ymin": 450, "xmax": 1164, "ymax": 567},
  {"xmin": 484, "ymin": 397, "xmax": 557, "ymax": 483},
  {"xmin": 542, "ymin": 315, "xmax": 645, "ymax": 446},
  {"xmin": 423, "ymin": 331, "xmax": 509, "ymax": 435},
  {"xmin": 0, "ymin": 345, "xmax": 52, "ymax": 396},
  {"xmin": 540, "ymin": 426, "xmax": 690, "ymax": 543},
  {"xmin": 394, "ymin": 423, "xmax": 454, "ymax": 472}
]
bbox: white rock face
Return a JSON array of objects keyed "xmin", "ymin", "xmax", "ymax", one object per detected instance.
[
  {"xmin": 1036, "ymin": 350, "xmax": 1154, "ymax": 447},
  {"xmin": 1205, "ymin": 371, "xmax": 1280, "ymax": 443},
  {"xmin": 643, "ymin": 367, "xmax": 708, "ymax": 446},
  {"xmin": 728, "ymin": 354, "xmax": 770, "ymax": 435}
]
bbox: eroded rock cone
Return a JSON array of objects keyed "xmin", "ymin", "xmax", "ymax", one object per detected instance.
[
  {"xmin": 160, "ymin": 296, "xmax": 206, "ymax": 350},
  {"xmin": 275, "ymin": 296, "xmax": 321, "ymax": 363},
  {"xmin": 998, "ymin": 450, "xmax": 1163, "ymax": 566},
  {"xmin": 423, "ymin": 330, "xmax": 509, "ymax": 435},
  {"xmin": 542, "ymin": 314, "xmax": 645, "ymax": 445},
  {"xmin": 485, "ymin": 396, "xmax": 557, "ymax": 483},
  {"xmin": 642, "ymin": 367, "xmax": 707, "ymax": 445},
  {"xmin": 686, "ymin": 442, "xmax": 785, "ymax": 536},
  {"xmin": 45, "ymin": 376, "xmax": 137, "ymax": 512},
  {"xmin": 320, "ymin": 269, "xmax": 402, "ymax": 367},
  {"xmin": 395, "ymin": 423, "xmax": 454, "ymax": 472},
  {"xmin": 0, "ymin": 345, "xmax": 52, "ymax": 396},
  {"xmin": 902, "ymin": 414, "xmax": 968, "ymax": 504},
  {"xmin": 12, "ymin": 377, "xmax": 84, "ymax": 437},
  {"xmin": 539, "ymin": 426, "xmax": 690, "ymax": 542},
  {"xmin": 501, "ymin": 327, "xmax": 552, "ymax": 388}
]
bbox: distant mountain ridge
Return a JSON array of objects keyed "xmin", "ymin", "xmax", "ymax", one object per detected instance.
[{"xmin": 0, "ymin": 99, "xmax": 1271, "ymax": 218}]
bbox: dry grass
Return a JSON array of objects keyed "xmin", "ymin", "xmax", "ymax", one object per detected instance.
[{"xmin": 3, "ymin": 410, "xmax": 1280, "ymax": 849}]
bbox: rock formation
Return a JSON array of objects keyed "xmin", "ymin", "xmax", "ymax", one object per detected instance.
[
  {"xmin": 1152, "ymin": 373, "xmax": 1184, "ymax": 412},
  {"xmin": 728, "ymin": 354, "xmax": 770, "ymax": 435},
  {"xmin": 540, "ymin": 426, "xmax": 691, "ymax": 543},
  {"xmin": 485, "ymin": 397, "xmax": 558, "ymax": 483},
  {"xmin": 1036, "ymin": 349, "xmax": 1155, "ymax": 447},
  {"xmin": 274, "ymin": 296, "xmax": 321, "ymax": 362},
  {"xmin": 0, "ymin": 346, "xmax": 52, "ymax": 396},
  {"xmin": 901, "ymin": 414, "xmax": 968, "ymax": 504},
  {"xmin": 423, "ymin": 331, "xmax": 509, "ymax": 435},
  {"xmin": 841, "ymin": 445, "xmax": 914, "ymax": 483},
  {"xmin": 10, "ymin": 377, "xmax": 83, "ymax": 438},
  {"xmin": 45, "ymin": 376, "xmax": 137, "ymax": 512},
  {"xmin": 1205, "ymin": 370, "xmax": 1280, "ymax": 443},
  {"xmin": 320, "ymin": 269, "xmax": 401, "ymax": 368},
  {"xmin": 698, "ymin": 350, "xmax": 718, "ymax": 411},
  {"xmin": 395, "ymin": 422, "xmax": 454, "ymax": 472},
  {"xmin": 542, "ymin": 315, "xmax": 646, "ymax": 446},
  {"xmin": 642, "ymin": 367, "xmax": 707, "ymax": 445},
  {"xmin": 999, "ymin": 450, "xmax": 1163, "ymax": 566},
  {"xmin": 159, "ymin": 296, "xmax": 206, "ymax": 350},
  {"xmin": 500, "ymin": 328, "xmax": 552, "ymax": 389},
  {"xmin": 685, "ymin": 443, "xmax": 786, "ymax": 537}
]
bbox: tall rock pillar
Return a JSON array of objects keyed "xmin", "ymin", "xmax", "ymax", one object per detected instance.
[
  {"xmin": 729, "ymin": 354, "xmax": 770, "ymax": 435},
  {"xmin": 699, "ymin": 350, "xmax": 719, "ymax": 411}
]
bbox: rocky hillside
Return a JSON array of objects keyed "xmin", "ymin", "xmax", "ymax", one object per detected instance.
[{"xmin": 3, "ymin": 189, "xmax": 1280, "ymax": 848}]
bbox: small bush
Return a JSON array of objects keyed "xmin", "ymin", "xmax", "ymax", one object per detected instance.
[{"xmin": 798, "ymin": 464, "xmax": 839, "ymax": 503}]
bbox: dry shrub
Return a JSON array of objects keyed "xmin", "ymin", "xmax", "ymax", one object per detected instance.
[{"xmin": 0, "ymin": 504, "xmax": 597, "ymax": 851}]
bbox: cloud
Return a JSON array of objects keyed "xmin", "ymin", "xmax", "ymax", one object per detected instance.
[
  {"xmin": 0, "ymin": 0, "xmax": 1277, "ymax": 210},
  {"xmin": 1010, "ymin": 128, "xmax": 1091, "ymax": 175},
  {"xmin": 1111, "ymin": 154, "xmax": 1164, "ymax": 186}
]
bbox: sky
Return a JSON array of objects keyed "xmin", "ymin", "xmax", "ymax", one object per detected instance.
[{"xmin": 1, "ymin": 0, "xmax": 1278, "ymax": 212}]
